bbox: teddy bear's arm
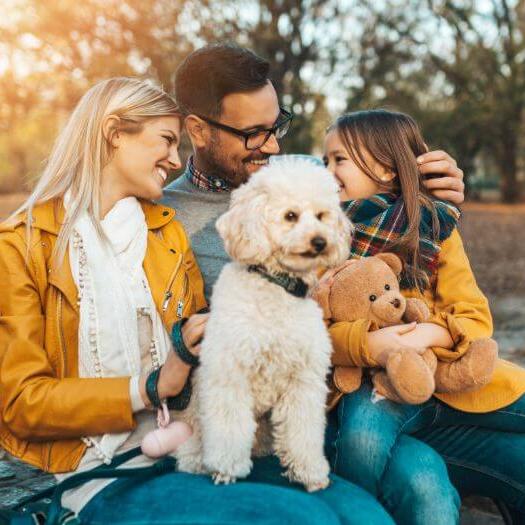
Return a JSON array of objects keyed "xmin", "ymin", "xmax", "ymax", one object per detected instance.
[{"xmin": 403, "ymin": 298, "xmax": 431, "ymax": 323}]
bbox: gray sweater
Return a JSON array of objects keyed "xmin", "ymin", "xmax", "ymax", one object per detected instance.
[{"xmin": 161, "ymin": 172, "xmax": 230, "ymax": 300}]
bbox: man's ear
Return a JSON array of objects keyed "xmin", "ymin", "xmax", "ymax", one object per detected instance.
[
  {"xmin": 185, "ymin": 115, "xmax": 209, "ymax": 149},
  {"xmin": 102, "ymin": 115, "xmax": 121, "ymax": 148},
  {"xmin": 375, "ymin": 253, "xmax": 403, "ymax": 276}
]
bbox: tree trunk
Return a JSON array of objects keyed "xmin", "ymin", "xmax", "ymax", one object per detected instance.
[{"xmin": 498, "ymin": 140, "xmax": 520, "ymax": 203}]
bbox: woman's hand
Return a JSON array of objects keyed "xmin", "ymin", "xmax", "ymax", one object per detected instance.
[
  {"xmin": 139, "ymin": 313, "xmax": 209, "ymax": 406},
  {"xmin": 367, "ymin": 323, "xmax": 425, "ymax": 367},
  {"xmin": 418, "ymin": 150, "xmax": 465, "ymax": 204}
]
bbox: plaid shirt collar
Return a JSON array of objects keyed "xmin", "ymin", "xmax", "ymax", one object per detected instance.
[{"xmin": 185, "ymin": 156, "xmax": 232, "ymax": 193}]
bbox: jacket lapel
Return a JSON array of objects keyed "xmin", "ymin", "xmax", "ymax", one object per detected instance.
[{"xmin": 32, "ymin": 198, "xmax": 179, "ymax": 318}]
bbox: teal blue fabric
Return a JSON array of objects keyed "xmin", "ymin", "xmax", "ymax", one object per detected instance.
[
  {"xmin": 333, "ymin": 379, "xmax": 525, "ymax": 525},
  {"xmin": 78, "ymin": 455, "xmax": 394, "ymax": 524}
]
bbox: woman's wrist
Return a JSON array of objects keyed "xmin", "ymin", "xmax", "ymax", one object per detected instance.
[
  {"xmin": 139, "ymin": 374, "xmax": 153, "ymax": 409},
  {"xmin": 157, "ymin": 363, "xmax": 189, "ymax": 400}
]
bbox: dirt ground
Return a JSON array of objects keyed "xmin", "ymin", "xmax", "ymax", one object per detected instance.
[{"xmin": 458, "ymin": 202, "xmax": 525, "ymax": 298}]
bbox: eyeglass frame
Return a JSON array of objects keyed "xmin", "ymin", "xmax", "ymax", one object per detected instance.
[{"xmin": 195, "ymin": 106, "xmax": 293, "ymax": 150}]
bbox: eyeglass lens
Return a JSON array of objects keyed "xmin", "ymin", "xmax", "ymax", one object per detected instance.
[{"xmin": 246, "ymin": 115, "xmax": 291, "ymax": 150}]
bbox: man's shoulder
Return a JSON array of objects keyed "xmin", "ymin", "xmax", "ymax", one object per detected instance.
[{"xmin": 161, "ymin": 174, "xmax": 194, "ymax": 206}]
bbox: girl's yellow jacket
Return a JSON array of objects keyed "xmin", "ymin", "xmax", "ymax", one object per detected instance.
[
  {"xmin": 0, "ymin": 199, "xmax": 206, "ymax": 473},
  {"xmin": 329, "ymin": 228, "xmax": 525, "ymax": 413}
]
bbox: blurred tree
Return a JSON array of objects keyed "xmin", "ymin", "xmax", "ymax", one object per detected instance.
[
  {"xmin": 190, "ymin": 0, "xmax": 344, "ymax": 153},
  {"xmin": 351, "ymin": 0, "xmax": 525, "ymax": 202}
]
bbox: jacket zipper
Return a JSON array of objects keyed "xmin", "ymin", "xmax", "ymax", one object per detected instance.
[
  {"xmin": 45, "ymin": 292, "xmax": 67, "ymax": 470},
  {"xmin": 57, "ymin": 292, "xmax": 68, "ymax": 374},
  {"xmin": 176, "ymin": 273, "xmax": 189, "ymax": 318},
  {"xmin": 162, "ymin": 255, "xmax": 184, "ymax": 312}
]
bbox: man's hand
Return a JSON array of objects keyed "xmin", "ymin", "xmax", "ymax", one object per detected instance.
[
  {"xmin": 180, "ymin": 312, "xmax": 209, "ymax": 356},
  {"xmin": 311, "ymin": 261, "xmax": 355, "ymax": 320},
  {"xmin": 418, "ymin": 150, "xmax": 465, "ymax": 205},
  {"xmin": 367, "ymin": 323, "xmax": 425, "ymax": 367}
]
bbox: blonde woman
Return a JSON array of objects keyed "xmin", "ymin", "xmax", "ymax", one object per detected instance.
[{"xmin": 0, "ymin": 78, "xmax": 371, "ymax": 524}]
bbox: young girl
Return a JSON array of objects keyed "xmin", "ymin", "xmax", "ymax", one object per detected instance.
[{"xmin": 320, "ymin": 109, "xmax": 525, "ymax": 525}]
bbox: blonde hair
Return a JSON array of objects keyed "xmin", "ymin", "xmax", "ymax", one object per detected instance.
[{"xmin": 11, "ymin": 77, "xmax": 179, "ymax": 264}]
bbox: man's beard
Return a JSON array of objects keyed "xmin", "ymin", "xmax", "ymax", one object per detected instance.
[{"xmin": 197, "ymin": 133, "xmax": 270, "ymax": 188}]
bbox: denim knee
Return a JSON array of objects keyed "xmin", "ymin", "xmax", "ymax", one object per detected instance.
[
  {"xmin": 381, "ymin": 436, "xmax": 460, "ymax": 525},
  {"xmin": 334, "ymin": 425, "xmax": 394, "ymax": 496}
]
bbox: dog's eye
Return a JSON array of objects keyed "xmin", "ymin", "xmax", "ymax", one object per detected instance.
[
  {"xmin": 285, "ymin": 211, "xmax": 299, "ymax": 222},
  {"xmin": 369, "ymin": 294, "xmax": 377, "ymax": 302},
  {"xmin": 316, "ymin": 212, "xmax": 326, "ymax": 221},
  {"xmin": 385, "ymin": 284, "xmax": 390, "ymax": 290}
]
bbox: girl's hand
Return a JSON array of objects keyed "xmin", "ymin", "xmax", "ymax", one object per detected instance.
[
  {"xmin": 418, "ymin": 150, "xmax": 465, "ymax": 204},
  {"xmin": 367, "ymin": 323, "xmax": 425, "ymax": 367},
  {"xmin": 398, "ymin": 322, "xmax": 454, "ymax": 350},
  {"xmin": 140, "ymin": 313, "xmax": 210, "ymax": 406}
]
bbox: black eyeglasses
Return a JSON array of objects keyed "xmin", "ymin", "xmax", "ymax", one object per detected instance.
[{"xmin": 196, "ymin": 107, "xmax": 293, "ymax": 150}]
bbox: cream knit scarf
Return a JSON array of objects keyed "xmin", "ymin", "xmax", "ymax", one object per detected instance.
[{"xmin": 67, "ymin": 195, "xmax": 170, "ymax": 463}]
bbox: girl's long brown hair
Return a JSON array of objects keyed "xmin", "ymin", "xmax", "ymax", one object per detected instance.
[{"xmin": 334, "ymin": 109, "xmax": 440, "ymax": 289}]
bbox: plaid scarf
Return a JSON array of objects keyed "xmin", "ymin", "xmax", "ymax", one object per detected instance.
[
  {"xmin": 342, "ymin": 193, "xmax": 460, "ymax": 289},
  {"xmin": 185, "ymin": 156, "xmax": 232, "ymax": 192}
]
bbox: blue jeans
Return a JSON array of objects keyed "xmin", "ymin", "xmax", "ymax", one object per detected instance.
[
  {"xmin": 78, "ymin": 455, "xmax": 394, "ymax": 524},
  {"xmin": 332, "ymin": 378, "xmax": 525, "ymax": 525}
]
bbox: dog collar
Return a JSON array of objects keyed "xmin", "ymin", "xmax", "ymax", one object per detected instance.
[{"xmin": 247, "ymin": 265, "xmax": 309, "ymax": 298}]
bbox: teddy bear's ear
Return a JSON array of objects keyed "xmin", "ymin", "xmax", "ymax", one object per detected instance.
[{"xmin": 375, "ymin": 253, "xmax": 403, "ymax": 276}]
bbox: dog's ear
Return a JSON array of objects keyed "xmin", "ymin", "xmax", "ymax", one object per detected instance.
[
  {"xmin": 216, "ymin": 183, "xmax": 272, "ymax": 264},
  {"xmin": 327, "ymin": 208, "xmax": 353, "ymax": 268}
]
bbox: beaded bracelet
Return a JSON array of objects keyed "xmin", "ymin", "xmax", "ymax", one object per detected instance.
[
  {"xmin": 145, "ymin": 367, "xmax": 162, "ymax": 409},
  {"xmin": 171, "ymin": 319, "xmax": 200, "ymax": 367}
]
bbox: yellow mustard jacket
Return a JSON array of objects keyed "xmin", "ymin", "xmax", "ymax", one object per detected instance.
[
  {"xmin": 329, "ymin": 228, "xmax": 525, "ymax": 413},
  {"xmin": 0, "ymin": 199, "xmax": 206, "ymax": 473}
]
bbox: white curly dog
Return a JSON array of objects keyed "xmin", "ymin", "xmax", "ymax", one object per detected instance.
[{"xmin": 176, "ymin": 158, "xmax": 353, "ymax": 492}]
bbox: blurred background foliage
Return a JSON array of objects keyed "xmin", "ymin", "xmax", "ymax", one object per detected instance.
[{"xmin": 1, "ymin": 0, "xmax": 524, "ymax": 201}]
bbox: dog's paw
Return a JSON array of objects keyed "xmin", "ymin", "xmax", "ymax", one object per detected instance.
[
  {"xmin": 212, "ymin": 472, "xmax": 237, "ymax": 485},
  {"xmin": 305, "ymin": 477, "xmax": 331, "ymax": 493},
  {"xmin": 204, "ymin": 453, "xmax": 253, "ymax": 483},
  {"xmin": 283, "ymin": 457, "xmax": 331, "ymax": 492}
]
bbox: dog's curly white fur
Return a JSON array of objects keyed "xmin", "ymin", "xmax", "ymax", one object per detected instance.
[{"xmin": 175, "ymin": 159, "xmax": 353, "ymax": 492}]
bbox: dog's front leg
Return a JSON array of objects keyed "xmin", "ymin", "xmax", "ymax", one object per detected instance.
[
  {"xmin": 199, "ymin": 372, "xmax": 256, "ymax": 485},
  {"xmin": 271, "ymin": 372, "xmax": 330, "ymax": 492}
]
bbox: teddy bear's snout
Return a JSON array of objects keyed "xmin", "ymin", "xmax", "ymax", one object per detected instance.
[{"xmin": 391, "ymin": 298, "xmax": 401, "ymax": 309}]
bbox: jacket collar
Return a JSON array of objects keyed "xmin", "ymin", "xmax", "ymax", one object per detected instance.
[
  {"xmin": 28, "ymin": 198, "xmax": 177, "ymax": 314},
  {"xmin": 27, "ymin": 198, "xmax": 176, "ymax": 235}
]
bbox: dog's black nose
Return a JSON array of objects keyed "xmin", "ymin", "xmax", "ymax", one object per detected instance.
[
  {"xmin": 391, "ymin": 298, "xmax": 401, "ymax": 308},
  {"xmin": 311, "ymin": 236, "xmax": 327, "ymax": 253}
]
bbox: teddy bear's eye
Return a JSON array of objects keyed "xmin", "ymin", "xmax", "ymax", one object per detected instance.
[
  {"xmin": 285, "ymin": 211, "xmax": 299, "ymax": 222},
  {"xmin": 385, "ymin": 284, "xmax": 390, "ymax": 290},
  {"xmin": 369, "ymin": 294, "xmax": 377, "ymax": 302}
]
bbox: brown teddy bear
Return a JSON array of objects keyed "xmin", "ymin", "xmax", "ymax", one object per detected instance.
[{"xmin": 317, "ymin": 253, "xmax": 498, "ymax": 405}]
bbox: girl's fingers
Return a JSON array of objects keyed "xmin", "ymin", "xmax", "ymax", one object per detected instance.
[{"xmin": 395, "ymin": 322, "xmax": 417, "ymax": 335}]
